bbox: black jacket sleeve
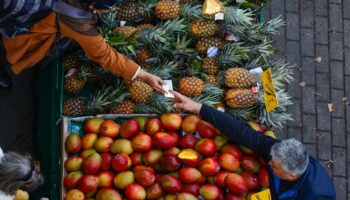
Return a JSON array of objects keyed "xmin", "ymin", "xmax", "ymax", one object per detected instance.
[
  {"xmin": 314, "ymin": 196, "xmax": 332, "ymax": 200},
  {"xmin": 199, "ymin": 105, "xmax": 279, "ymax": 161}
]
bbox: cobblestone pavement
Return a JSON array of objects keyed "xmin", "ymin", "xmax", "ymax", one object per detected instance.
[{"xmin": 265, "ymin": 0, "xmax": 350, "ymax": 199}]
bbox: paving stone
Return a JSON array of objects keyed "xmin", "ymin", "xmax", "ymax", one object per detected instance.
[
  {"xmin": 286, "ymin": 13, "xmax": 300, "ymax": 41},
  {"xmin": 287, "ymin": 70, "xmax": 301, "ymax": 98},
  {"xmin": 316, "ymin": 73, "xmax": 331, "ymax": 101},
  {"xmin": 317, "ymin": 131, "xmax": 332, "ymax": 160},
  {"xmin": 301, "ymin": 56, "xmax": 316, "ymax": 85},
  {"xmin": 288, "ymin": 98, "xmax": 302, "ymax": 127},
  {"xmin": 329, "ymin": 0, "xmax": 341, "ymax": 3},
  {"xmin": 346, "ymin": 76, "xmax": 350, "ymax": 98},
  {"xmin": 302, "ymin": 114, "xmax": 317, "ymax": 143},
  {"xmin": 302, "ymin": 86, "xmax": 316, "ymax": 114},
  {"xmin": 344, "ymin": 20, "xmax": 350, "ymax": 47},
  {"xmin": 332, "ymin": 118, "xmax": 346, "ymax": 147},
  {"xmin": 288, "ymin": 126, "xmax": 302, "ymax": 141},
  {"xmin": 317, "ymin": 102, "xmax": 332, "ymax": 131},
  {"xmin": 331, "ymin": 89, "xmax": 345, "ymax": 118},
  {"xmin": 272, "ymin": 28, "xmax": 286, "ymax": 57},
  {"xmin": 304, "ymin": 143, "xmax": 317, "ymax": 158},
  {"xmin": 315, "ymin": 16, "xmax": 329, "ymax": 45},
  {"xmin": 333, "ymin": 177, "xmax": 347, "ymax": 200},
  {"xmin": 330, "ymin": 61, "xmax": 344, "ymax": 89},
  {"xmin": 315, "ymin": 45, "xmax": 330, "ymax": 73},
  {"xmin": 329, "ymin": 3, "xmax": 343, "ymax": 32},
  {"xmin": 285, "ymin": 0, "xmax": 299, "ymax": 12},
  {"xmin": 332, "ymin": 147, "xmax": 346, "ymax": 176},
  {"xmin": 315, "ymin": 0, "xmax": 328, "ymax": 16},
  {"xmin": 330, "ymin": 32, "xmax": 344, "ymax": 60},
  {"xmin": 345, "ymin": 48, "xmax": 350, "ymax": 75},
  {"xmin": 270, "ymin": 0, "xmax": 285, "ymax": 18},
  {"xmin": 301, "ymin": 0, "xmax": 314, "ymax": 28},
  {"xmin": 345, "ymin": 0, "xmax": 350, "ymax": 19},
  {"xmin": 301, "ymin": 28, "xmax": 315, "ymax": 57},
  {"xmin": 286, "ymin": 41, "xmax": 301, "ymax": 65}
]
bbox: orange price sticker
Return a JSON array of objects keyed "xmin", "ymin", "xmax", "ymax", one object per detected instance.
[{"xmin": 261, "ymin": 68, "xmax": 278, "ymax": 112}]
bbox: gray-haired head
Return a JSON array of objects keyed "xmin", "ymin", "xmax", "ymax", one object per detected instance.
[
  {"xmin": 0, "ymin": 151, "xmax": 44, "ymax": 195},
  {"xmin": 270, "ymin": 138, "xmax": 309, "ymax": 176}
]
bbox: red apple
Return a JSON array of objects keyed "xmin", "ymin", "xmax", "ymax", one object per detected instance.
[
  {"xmin": 125, "ymin": 184, "xmax": 146, "ymax": 200},
  {"xmin": 195, "ymin": 138, "xmax": 217, "ymax": 156},
  {"xmin": 163, "ymin": 147, "xmax": 180, "ymax": 156},
  {"xmin": 65, "ymin": 133, "xmax": 81, "ymax": 153},
  {"xmin": 145, "ymin": 118, "xmax": 162, "ymax": 135},
  {"xmin": 198, "ymin": 157, "xmax": 220, "ymax": 176},
  {"xmin": 225, "ymin": 193, "xmax": 245, "ymax": 200},
  {"xmin": 80, "ymin": 149, "xmax": 96, "ymax": 159},
  {"xmin": 216, "ymin": 171, "xmax": 231, "ymax": 188},
  {"xmin": 199, "ymin": 184, "xmax": 220, "ymax": 200},
  {"xmin": 114, "ymin": 170, "xmax": 135, "ymax": 189},
  {"xmin": 97, "ymin": 171, "xmax": 114, "ymax": 187},
  {"xmin": 197, "ymin": 120, "xmax": 218, "ymax": 139},
  {"xmin": 82, "ymin": 152, "xmax": 102, "ymax": 175},
  {"xmin": 134, "ymin": 166, "xmax": 156, "ymax": 187},
  {"xmin": 179, "ymin": 168, "xmax": 202, "ymax": 183},
  {"xmin": 99, "ymin": 120, "xmax": 120, "ymax": 138},
  {"xmin": 214, "ymin": 135, "xmax": 228, "ymax": 151},
  {"xmin": 64, "ymin": 171, "xmax": 83, "ymax": 190},
  {"xmin": 160, "ymin": 155, "xmax": 181, "ymax": 172},
  {"xmin": 143, "ymin": 149, "xmax": 162, "ymax": 166},
  {"xmin": 180, "ymin": 134, "xmax": 198, "ymax": 149},
  {"xmin": 197, "ymin": 175, "xmax": 206, "ymax": 185},
  {"xmin": 130, "ymin": 152, "xmax": 143, "ymax": 165},
  {"xmin": 221, "ymin": 144, "xmax": 243, "ymax": 160},
  {"xmin": 100, "ymin": 153, "xmax": 112, "ymax": 170},
  {"xmin": 81, "ymin": 133, "xmax": 98, "ymax": 150},
  {"xmin": 65, "ymin": 189, "xmax": 85, "ymax": 200},
  {"xmin": 111, "ymin": 153, "xmax": 132, "ymax": 172},
  {"xmin": 182, "ymin": 184, "xmax": 200, "ymax": 197},
  {"xmin": 84, "ymin": 118, "xmax": 104, "ymax": 133},
  {"xmin": 241, "ymin": 171, "xmax": 260, "ymax": 190},
  {"xmin": 160, "ymin": 113, "xmax": 182, "ymax": 131},
  {"xmin": 181, "ymin": 115, "xmax": 201, "ymax": 134},
  {"xmin": 241, "ymin": 156, "xmax": 261, "ymax": 173},
  {"xmin": 152, "ymin": 132, "xmax": 177, "ymax": 149},
  {"xmin": 160, "ymin": 175, "xmax": 183, "ymax": 193},
  {"xmin": 219, "ymin": 153, "xmax": 240, "ymax": 171},
  {"xmin": 168, "ymin": 131, "xmax": 180, "ymax": 147},
  {"xmin": 78, "ymin": 175, "xmax": 99, "ymax": 193},
  {"xmin": 178, "ymin": 149, "xmax": 201, "ymax": 167},
  {"xmin": 146, "ymin": 183, "xmax": 164, "ymax": 200},
  {"xmin": 96, "ymin": 187, "xmax": 122, "ymax": 200},
  {"xmin": 64, "ymin": 156, "xmax": 83, "ymax": 172},
  {"xmin": 225, "ymin": 173, "xmax": 248, "ymax": 194},
  {"xmin": 94, "ymin": 137, "xmax": 113, "ymax": 153},
  {"xmin": 258, "ymin": 167, "xmax": 270, "ymax": 187},
  {"xmin": 131, "ymin": 132, "xmax": 152, "ymax": 152},
  {"xmin": 120, "ymin": 119, "xmax": 140, "ymax": 139}
]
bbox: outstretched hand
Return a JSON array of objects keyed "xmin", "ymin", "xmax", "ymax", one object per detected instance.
[
  {"xmin": 170, "ymin": 91, "xmax": 202, "ymax": 114},
  {"xmin": 137, "ymin": 69, "xmax": 166, "ymax": 93}
]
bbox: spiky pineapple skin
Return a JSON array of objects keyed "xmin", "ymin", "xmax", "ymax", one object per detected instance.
[
  {"xmin": 191, "ymin": 19, "xmax": 219, "ymax": 37},
  {"xmin": 130, "ymin": 81, "xmax": 153, "ymax": 104},
  {"xmin": 117, "ymin": 2, "xmax": 144, "ymax": 22},
  {"xmin": 136, "ymin": 47, "xmax": 152, "ymax": 68},
  {"xmin": 63, "ymin": 98, "xmax": 86, "ymax": 116},
  {"xmin": 114, "ymin": 26, "xmax": 137, "ymax": 38},
  {"xmin": 203, "ymin": 57, "xmax": 219, "ymax": 75},
  {"xmin": 155, "ymin": 0, "xmax": 180, "ymax": 20},
  {"xmin": 225, "ymin": 89, "xmax": 257, "ymax": 108},
  {"xmin": 63, "ymin": 56, "xmax": 80, "ymax": 71},
  {"xmin": 207, "ymin": 75, "xmax": 218, "ymax": 85},
  {"xmin": 225, "ymin": 68, "xmax": 256, "ymax": 88},
  {"xmin": 178, "ymin": 77, "xmax": 204, "ymax": 97},
  {"xmin": 64, "ymin": 69, "xmax": 86, "ymax": 94},
  {"xmin": 195, "ymin": 36, "xmax": 224, "ymax": 54},
  {"xmin": 109, "ymin": 100, "xmax": 135, "ymax": 114},
  {"xmin": 136, "ymin": 23, "xmax": 154, "ymax": 31}
]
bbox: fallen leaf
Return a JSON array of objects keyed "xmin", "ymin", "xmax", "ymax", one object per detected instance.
[
  {"xmin": 315, "ymin": 56, "xmax": 322, "ymax": 63},
  {"xmin": 327, "ymin": 103, "xmax": 335, "ymax": 112},
  {"xmin": 299, "ymin": 81, "xmax": 306, "ymax": 87},
  {"xmin": 342, "ymin": 97, "xmax": 348, "ymax": 102}
]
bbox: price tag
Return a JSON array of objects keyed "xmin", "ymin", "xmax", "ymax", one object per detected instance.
[
  {"xmin": 250, "ymin": 189, "xmax": 272, "ymax": 200},
  {"xmin": 119, "ymin": 21, "xmax": 126, "ymax": 26},
  {"xmin": 261, "ymin": 68, "xmax": 278, "ymax": 112},
  {"xmin": 215, "ymin": 12, "xmax": 224, "ymax": 20},
  {"xmin": 249, "ymin": 67, "xmax": 263, "ymax": 76},
  {"xmin": 163, "ymin": 80, "xmax": 174, "ymax": 98},
  {"xmin": 207, "ymin": 47, "xmax": 219, "ymax": 57}
]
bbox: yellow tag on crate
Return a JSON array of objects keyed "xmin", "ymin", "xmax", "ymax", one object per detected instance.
[
  {"xmin": 261, "ymin": 68, "xmax": 278, "ymax": 112},
  {"xmin": 202, "ymin": 0, "xmax": 223, "ymax": 15},
  {"xmin": 250, "ymin": 188, "xmax": 272, "ymax": 200}
]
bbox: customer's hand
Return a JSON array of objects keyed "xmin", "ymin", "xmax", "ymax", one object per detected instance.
[
  {"xmin": 170, "ymin": 91, "xmax": 202, "ymax": 114},
  {"xmin": 137, "ymin": 69, "xmax": 166, "ymax": 93}
]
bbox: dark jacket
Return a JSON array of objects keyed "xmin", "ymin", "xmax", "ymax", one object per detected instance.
[{"xmin": 199, "ymin": 105, "xmax": 336, "ymax": 200}]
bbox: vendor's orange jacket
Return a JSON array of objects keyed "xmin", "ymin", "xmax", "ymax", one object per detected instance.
[{"xmin": 2, "ymin": 0, "xmax": 139, "ymax": 80}]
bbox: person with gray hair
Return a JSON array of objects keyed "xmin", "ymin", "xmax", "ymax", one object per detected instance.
[
  {"xmin": 0, "ymin": 148, "xmax": 44, "ymax": 199},
  {"xmin": 171, "ymin": 91, "xmax": 336, "ymax": 200}
]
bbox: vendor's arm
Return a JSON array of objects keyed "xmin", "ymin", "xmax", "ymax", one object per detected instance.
[{"xmin": 171, "ymin": 91, "xmax": 278, "ymax": 161}]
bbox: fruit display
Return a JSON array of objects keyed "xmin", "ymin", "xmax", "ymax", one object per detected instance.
[{"xmin": 63, "ymin": 114, "xmax": 274, "ymax": 199}]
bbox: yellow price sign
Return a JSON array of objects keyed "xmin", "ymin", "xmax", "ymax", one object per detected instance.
[
  {"xmin": 250, "ymin": 189, "xmax": 272, "ymax": 200},
  {"xmin": 261, "ymin": 68, "xmax": 278, "ymax": 112}
]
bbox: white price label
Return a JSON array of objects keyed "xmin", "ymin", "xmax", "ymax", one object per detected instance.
[{"xmin": 163, "ymin": 80, "xmax": 174, "ymax": 98}]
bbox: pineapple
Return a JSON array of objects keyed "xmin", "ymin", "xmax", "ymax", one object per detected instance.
[
  {"xmin": 225, "ymin": 68, "xmax": 256, "ymax": 88},
  {"xmin": 195, "ymin": 36, "xmax": 224, "ymax": 54},
  {"xmin": 63, "ymin": 98, "xmax": 86, "ymax": 117},
  {"xmin": 178, "ymin": 77, "xmax": 204, "ymax": 97},
  {"xmin": 66, "ymin": 40, "xmax": 80, "ymax": 53},
  {"xmin": 129, "ymin": 80, "xmax": 153, "ymax": 104},
  {"xmin": 114, "ymin": 26, "xmax": 138, "ymax": 38},
  {"xmin": 191, "ymin": 19, "xmax": 219, "ymax": 37},
  {"xmin": 180, "ymin": 0, "xmax": 194, "ymax": 3},
  {"xmin": 63, "ymin": 55, "xmax": 80, "ymax": 71},
  {"xmin": 155, "ymin": 0, "xmax": 180, "ymax": 20},
  {"xmin": 135, "ymin": 47, "xmax": 152, "ymax": 68},
  {"xmin": 136, "ymin": 23, "xmax": 154, "ymax": 31},
  {"xmin": 203, "ymin": 57, "xmax": 219, "ymax": 75},
  {"xmin": 116, "ymin": 1, "xmax": 144, "ymax": 22},
  {"xmin": 225, "ymin": 89, "xmax": 257, "ymax": 108},
  {"xmin": 64, "ymin": 68, "xmax": 87, "ymax": 95},
  {"xmin": 207, "ymin": 75, "xmax": 218, "ymax": 85},
  {"xmin": 109, "ymin": 100, "xmax": 135, "ymax": 114}
]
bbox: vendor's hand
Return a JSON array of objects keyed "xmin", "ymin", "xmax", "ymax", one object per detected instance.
[
  {"xmin": 137, "ymin": 69, "xmax": 166, "ymax": 93},
  {"xmin": 170, "ymin": 91, "xmax": 202, "ymax": 114}
]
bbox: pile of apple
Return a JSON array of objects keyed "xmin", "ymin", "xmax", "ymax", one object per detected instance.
[{"xmin": 63, "ymin": 114, "xmax": 271, "ymax": 200}]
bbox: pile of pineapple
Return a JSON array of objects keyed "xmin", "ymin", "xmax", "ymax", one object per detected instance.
[{"xmin": 62, "ymin": 0, "xmax": 294, "ymax": 130}]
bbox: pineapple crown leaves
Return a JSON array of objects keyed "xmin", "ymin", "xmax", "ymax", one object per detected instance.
[
  {"xmin": 161, "ymin": 17, "xmax": 188, "ymax": 34},
  {"xmin": 98, "ymin": 12, "xmax": 119, "ymax": 30},
  {"xmin": 251, "ymin": 40, "xmax": 275, "ymax": 64},
  {"xmin": 224, "ymin": 7, "xmax": 253, "ymax": 26},
  {"xmin": 225, "ymin": 106, "xmax": 257, "ymax": 121},
  {"xmin": 135, "ymin": 92, "xmax": 175, "ymax": 114},
  {"xmin": 191, "ymin": 83, "xmax": 224, "ymax": 107},
  {"xmin": 100, "ymin": 28, "xmax": 137, "ymax": 57},
  {"xmin": 172, "ymin": 34, "xmax": 196, "ymax": 57},
  {"xmin": 263, "ymin": 16, "xmax": 285, "ymax": 36},
  {"xmin": 180, "ymin": 2, "xmax": 204, "ymax": 21},
  {"xmin": 268, "ymin": 59, "xmax": 296, "ymax": 90},
  {"xmin": 146, "ymin": 60, "xmax": 178, "ymax": 79},
  {"xmin": 217, "ymin": 42, "xmax": 251, "ymax": 69}
]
